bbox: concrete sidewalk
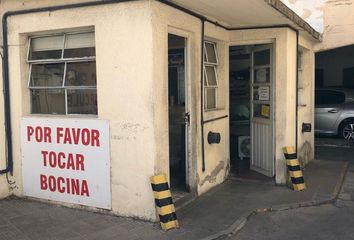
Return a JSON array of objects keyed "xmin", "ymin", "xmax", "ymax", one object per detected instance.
[{"xmin": 0, "ymin": 159, "xmax": 348, "ymax": 240}]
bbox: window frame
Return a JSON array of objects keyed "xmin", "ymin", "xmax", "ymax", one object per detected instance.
[
  {"xmin": 203, "ymin": 40, "xmax": 219, "ymax": 111},
  {"xmin": 27, "ymin": 31, "xmax": 97, "ymax": 116}
]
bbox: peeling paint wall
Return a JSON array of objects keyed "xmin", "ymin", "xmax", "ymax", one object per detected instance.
[
  {"xmin": 298, "ymin": 36, "xmax": 315, "ymax": 167},
  {"xmin": 0, "ymin": 0, "xmax": 317, "ymax": 220},
  {"xmin": 151, "ymin": 1, "xmax": 230, "ymax": 196}
]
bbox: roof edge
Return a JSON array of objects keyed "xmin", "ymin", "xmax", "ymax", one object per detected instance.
[{"xmin": 264, "ymin": 0, "xmax": 322, "ymax": 41}]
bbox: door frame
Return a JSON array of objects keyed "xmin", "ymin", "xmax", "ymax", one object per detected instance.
[
  {"xmin": 229, "ymin": 40, "xmax": 276, "ymax": 178},
  {"xmin": 250, "ymin": 43, "xmax": 275, "ymax": 177},
  {"xmin": 167, "ymin": 28, "xmax": 192, "ymax": 191}
]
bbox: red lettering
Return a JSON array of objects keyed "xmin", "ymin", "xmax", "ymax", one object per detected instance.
[
  {"xmin": 57, "ymin": 177, "xmax": 65, "ymax": 193},
  {"xmin": 48, "ymin": 176, "xmax": 56, "ymax": 192},
  {"xmin": 64, "ymin": 129, "xmax": 72, "ymax": 144},
  {"xmin": 43, "ymin": 127, "xmax": 52, "ymax": 143},
  {"xmin": 57, "ymin": 128, "xmax": 64, "ymax": 143},
  {"xmin": 76, "ymin": 154, "xmax": 85, "ymax": 171},
  {"xmin": 82, "ymin": 129, "xmax": 90, "ymax": 146},
  {"xmin": 57, "ymin": 152, "xmax": 66, "ymax": 169},
  {"xmin": 27, "ymin": 126, "xmax": 34, "ymax": 142},
  {"xmin": 71, "ymin": 179, "xmax": 80, "ymax": 195},
  {"xmin": 41, "ymin": 151, "xmax": 48, "ymax": 167},
  {"xmin": 91, "ymin": 130, "xmax": 100, "ymax": 147},
  {"xmin": 66, "ymin": 178, "xmax": 70, "ymax": 194},
  {"xmin": 81, "ymin": 180, "xmax": 89, "ymax": 197},
  {"xmin": 40, "ymin": 175, "xmax": 89, "ymax": 197},
  {"xmin": 35, "ymin": 127, "xmax": 43, "ymax": 142},
  {"xmin": 48, "ymin": 152, "xmax": 57, "ymax": 168},
  {"xmin": 40, "ymin": 174, "xmax": 47, "ymax": 190},
  {"xmin": 67, "ymin": 154, "xmax": 75, "ymax": 170},
  {"xmin": 72, "ymin": 128, "xmax": 81, "ymax": 145}
]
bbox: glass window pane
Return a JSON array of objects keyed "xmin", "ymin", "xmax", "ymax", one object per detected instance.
[
  {"xmin": 205, "ymin": 66, "xmax": 217, "ymax": 86},
  {"xmin": 205, "ymin": 42, "xmax": 217, "ymax": 64},
  {"xmin": 29, "ymin": 35, "xmax": 64, "ymax": 60},
  {"xmin": 30, "ymin": 63, "xmax": 65, "ymax": 87},
  {"xmin": 67, "ymin": 89, "xmax": 97, "ymax": 114},
  {"xmin": 254, "ymin": 68, "xmax": 270, "ymax": 83},
  {"xmin": 254, "ymin": 104, "xmax": 270, "ymax": 119},
  {"xmin": 64, "ymin": 32, "xmax": 95, "ymax": 58},
  {"xmin": 254, "ymin": 49, "xmax": 270, "ymax": 66},
  {"xmin": 31, "ymin": 89, "xmax": 65, "ymax": 114},
  {"xmin": 253, "ymin": 86, "xmax": 270, "ymax": 101},
  {"xmin": 65, "ymin": 62, "xmax": 97, "ymax": 86},
  {"xmin": 205, "ymin": 88, "xmax": 216, "ymax": 109}
]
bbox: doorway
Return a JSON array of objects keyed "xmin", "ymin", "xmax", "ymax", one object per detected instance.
[
  {"xmin": 168, "ymin": 34, "xmax": 189, "ymax": 197},
  {"xmin": 229, "ymin": 44, "xmax": 274, "ymax": 181}
]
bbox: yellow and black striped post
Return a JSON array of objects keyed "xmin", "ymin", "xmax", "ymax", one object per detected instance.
[
  {"xmin": 283, "ymin": 147, "xmax": 306, "ymax": 191},
  {"xmin": 150, "ymin": 174, "xmax": 179, "ymax": 231}
]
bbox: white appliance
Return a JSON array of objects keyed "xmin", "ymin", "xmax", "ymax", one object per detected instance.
[{"xmin": 238, "ymin": 136, "xmax": 250, "ymax": 160}]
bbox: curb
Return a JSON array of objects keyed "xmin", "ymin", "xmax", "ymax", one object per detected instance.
[{"xmin": 200, "ymin": 161, "xmax": 350, "ymax": 240}]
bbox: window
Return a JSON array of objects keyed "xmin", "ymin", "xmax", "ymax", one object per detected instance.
[
  {"xmin": 315, "ymin": 90, "xmax": 345, "ymax": 105},
  {"xmin": 27, "ymin": 32, "xmax": 97, "ymax": 115},
  {"xmin": 204, "ymin": 41, "xmax": 218, "ymax": 110}
]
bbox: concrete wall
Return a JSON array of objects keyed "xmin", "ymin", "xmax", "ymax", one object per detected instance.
[
  {"xmin": 229, "ymin": 28, "xmax": 315, "ymax": 184},
  {"xmin": 0, "ymin": 0, "xmax": 100, "ymax": 203},
  {"xmin": 151, "ymin": 1, "xmax": 230, "ymax": 195},
  {"xmin": 0, "ymin": 0, "xmax": 317, "ymax": 220},
  {"xmin": 3, "ymin": 0, "xmax": 157, "ymax": 220},
  {"xmin": 318, "ymin": 0, "xmax": 354, "ymax": 51},
  {"xmin": 298, "ymin": 36, "xmax": 316, "ymax": 166}
]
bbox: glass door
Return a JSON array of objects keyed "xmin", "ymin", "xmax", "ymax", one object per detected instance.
[{"xmin": 250, "ymin": 44, "xmax": 274, "ymax": 177}]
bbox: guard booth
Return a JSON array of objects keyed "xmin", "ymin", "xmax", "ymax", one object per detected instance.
[{"xmin": 0, "ymin": 0, "xmax": 319, "ymax": 221}]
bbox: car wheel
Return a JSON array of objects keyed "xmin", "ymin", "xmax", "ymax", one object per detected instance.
[{"xmin": 341, "ymin": 121, "xmax": 354, "ymax": 141}]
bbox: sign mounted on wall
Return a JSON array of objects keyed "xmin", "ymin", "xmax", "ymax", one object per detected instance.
[{"xmin": 21, "ymin": 117, "xmax": 111, "ymax": 209}]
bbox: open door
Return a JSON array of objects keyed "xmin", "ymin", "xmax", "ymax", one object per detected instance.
[
  {"xmin": 168, "ymin": 34, "xmax": 189, "ymax": 194},
  {"xmin": 250, "ymin": 44, "xmax": 274, "ymax": 177}
]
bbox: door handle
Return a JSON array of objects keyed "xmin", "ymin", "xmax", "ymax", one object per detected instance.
[{"xmin": 328, "ymin": 109, "xmax": 338, "ymax": 113}]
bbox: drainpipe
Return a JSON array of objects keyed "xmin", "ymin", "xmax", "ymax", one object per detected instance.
[
  {"xmin": 0, "ymin": 0, "xmax": 137, "ymax": 175},
  {"xmin": 200, "ymin": 20, "xmax": 206, "ymax": 172},
  {"xmin": 295, "ymin": 30, "xmax": 299, "ymax": 153},
  {"xmin": 0, "ymin": 13, "xmax": 13, "ymax": 174}
]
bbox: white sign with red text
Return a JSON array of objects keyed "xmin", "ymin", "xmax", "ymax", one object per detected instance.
[{"xmin": 21, "ymin": 117, "xmax": 111, "ymax": 209}]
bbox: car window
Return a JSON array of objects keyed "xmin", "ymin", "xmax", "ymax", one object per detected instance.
[{"xmin": 315, "ymin": 90, "xmax": 345, "ymax": 105}]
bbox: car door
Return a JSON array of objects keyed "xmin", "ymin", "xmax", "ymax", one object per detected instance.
[{"xmin": 315, "ymin": 90, "xmax": 345, "ymax": 134}]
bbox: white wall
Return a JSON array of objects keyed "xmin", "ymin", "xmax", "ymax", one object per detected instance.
[
  {"xmin": 318, "ymin": 0, "xmax": 354, "ymax": 51},
  {"xmin": 4, "ymin": 0, "xmax": 157, "ymax": 220},
  {"xmin": 229, "ymin": 28, "xmax": 313, "ymax": 184},
  {"xmin": 151, "ymin": 1, "xmax": 230, "ymax": 195}
]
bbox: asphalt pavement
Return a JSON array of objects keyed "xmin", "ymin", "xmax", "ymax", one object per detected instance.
[{"xmin": 222, "ymin": 137, "xmax": 354, "ymax": 240}]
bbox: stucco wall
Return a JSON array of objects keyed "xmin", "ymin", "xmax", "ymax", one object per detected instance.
[
  {"xmin": 229, "ymin": 28, "xmax": 305, "ymax": 184},
  {"xmin": 0, "ymin": 0, "xmax": 317, "ymax": 220},
  {"xmin": 0, "ymin": 0, "xmax": 101, "ymax": 205},
  {"xmin": 151, "ymin": 1, "xmax": 230, "ymax": 195},
  {"xmin": 318, "ymin": 0, "xmax": 354, "ymax": 51},
  {"xmin": 298, "ymin": 36, "xmax": 315, "ymax": 167},
  {"xmin": 3, "ymin": 0, "xmax": 157, "ymax": 220}
]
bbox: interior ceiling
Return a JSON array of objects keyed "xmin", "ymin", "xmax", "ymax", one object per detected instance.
[{"xmin": 169, "ymin": 0, "xmax": 296, "ymax": 29}]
